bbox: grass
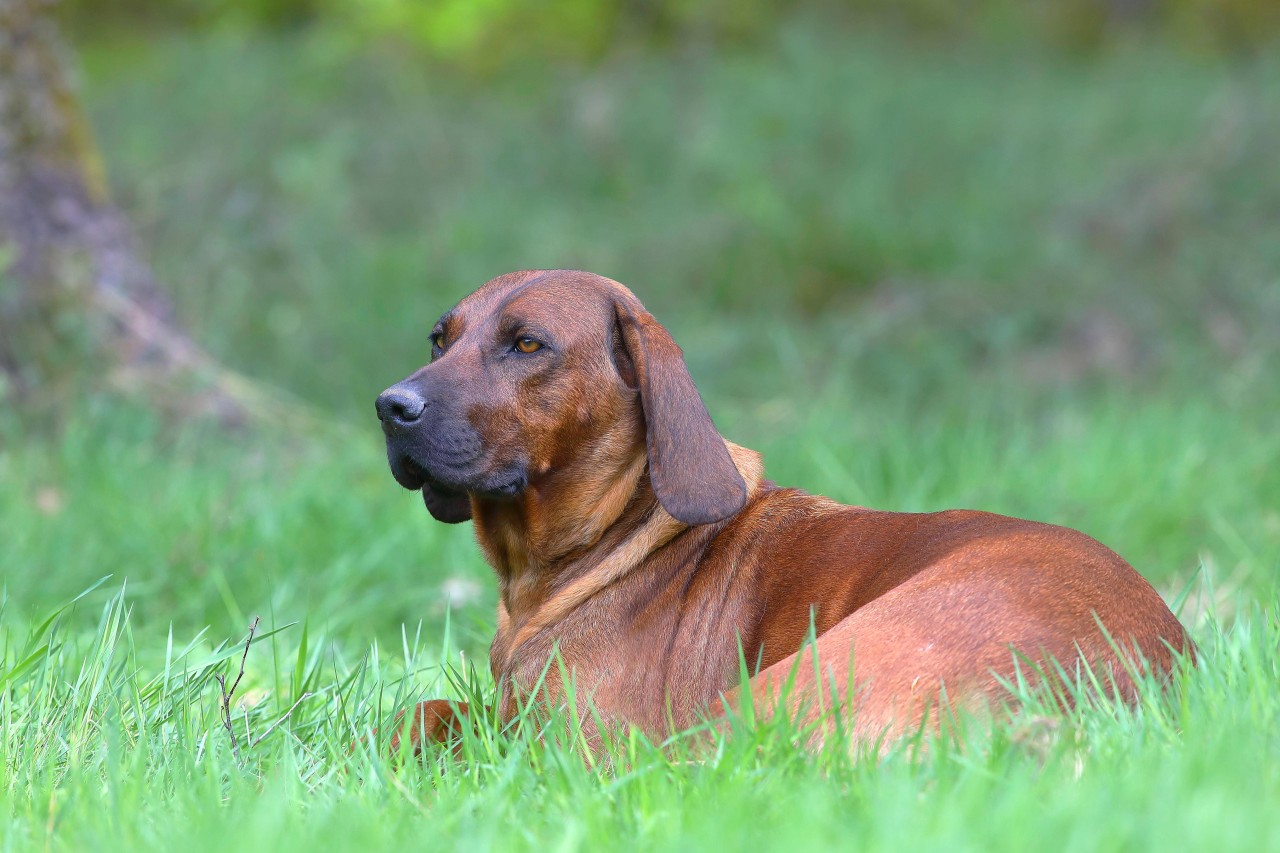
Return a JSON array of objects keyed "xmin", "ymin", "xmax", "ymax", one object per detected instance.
[
  {"xmin": 0, "ymin": 575, "xmax": 1276, "ymax": 850},
  {"xmin": 3, "ymin": 20, "xmax": 1280, "ymax": 852}
]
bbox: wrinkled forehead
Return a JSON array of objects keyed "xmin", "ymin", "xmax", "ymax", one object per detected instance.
[{"xmin": 445, "ymin": 270, "xmax": 620, "ymax": 339}]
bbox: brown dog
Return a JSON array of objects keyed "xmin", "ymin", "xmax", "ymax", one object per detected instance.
[{"xmin": 375, "ymin": 270, "xmax": 1191, "ymax": 752}]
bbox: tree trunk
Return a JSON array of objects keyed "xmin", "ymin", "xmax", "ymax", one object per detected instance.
[{"xmin": 0, "ymin": 0, "xmax": 247, "ymax": 419}]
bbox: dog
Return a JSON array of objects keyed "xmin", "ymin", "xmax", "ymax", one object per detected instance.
[{"xmin": 375, "ymin": 270, "xmax": 1191, "ymax": 753}]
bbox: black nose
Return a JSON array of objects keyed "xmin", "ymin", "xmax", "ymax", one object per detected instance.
[{"xmin": 376, "ymin": 386, "xmax": 426, "ymax": 425}]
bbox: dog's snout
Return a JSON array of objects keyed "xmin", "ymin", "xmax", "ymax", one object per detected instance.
[{"xmin": 376, "ymin": 386, "xmax": 426, "ymax": 425}]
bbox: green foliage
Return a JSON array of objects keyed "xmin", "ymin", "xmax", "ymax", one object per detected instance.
[
  {"xmin": 4, "ymin": 22, "xmax": 1280, "ymax": 851},
  {"xmin": 73, "ymin": 28, "xmax": 1280, "ymax": 422},
  {"xmin": 61, "ymin": 0, "xmax": 1280, "ymax": 63}
]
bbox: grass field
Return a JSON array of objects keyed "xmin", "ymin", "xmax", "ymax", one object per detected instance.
[{"xmin": 3, "ymin": 23, "xmax": 1280, "ymax": 851}]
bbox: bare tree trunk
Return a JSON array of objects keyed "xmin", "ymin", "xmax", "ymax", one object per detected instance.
[{"xmin": 0, "ymin": 0, "xmax": 248, "ymax": 418}]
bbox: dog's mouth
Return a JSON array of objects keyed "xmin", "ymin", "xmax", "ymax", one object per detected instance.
[
  {"xmin": 390, "ymin": 453, "xmax": 525, "ymax": 500},
  {"xmin": 476, "ymin": 474, "xmax": 526, "ymax": 499},
  {"xmin": 388, "ymin": 454, "xmax": 431, "ymax": 491}
]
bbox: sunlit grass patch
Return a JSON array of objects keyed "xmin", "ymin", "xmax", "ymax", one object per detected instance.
[{"xmin": 1, "ymin": 576, "xmax": 1276, "ymax": 850}]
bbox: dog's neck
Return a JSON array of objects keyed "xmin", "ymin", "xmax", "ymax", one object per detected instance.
[
  {"xmin": 473, "ymin": 438, "xmax": 765, "ymax": 661},
  {"xmin": 472, "ymin": 417, "xmax": 648, "ymax": 592}
]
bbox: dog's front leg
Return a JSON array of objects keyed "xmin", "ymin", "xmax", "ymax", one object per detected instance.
[{"xmin": 389, "ymin": 699, "xmax": 474, "ymax": 755}]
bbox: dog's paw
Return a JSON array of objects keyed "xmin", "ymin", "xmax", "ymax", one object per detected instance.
[{"xmin": 389, "ymin": 699, "xmax": 471, "ymax": 755}]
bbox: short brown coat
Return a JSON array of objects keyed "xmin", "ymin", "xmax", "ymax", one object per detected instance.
[{"xmin": 376, "ymin": 270, "xmax": 1191, "ymax": 752}]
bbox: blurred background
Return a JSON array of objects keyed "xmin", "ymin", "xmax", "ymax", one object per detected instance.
[{"xmin": 2, "ymin": 0, "xmax": 1277, "ymax": 651}]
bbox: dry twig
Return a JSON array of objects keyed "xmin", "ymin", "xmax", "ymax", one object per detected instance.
[{"xmin": 215, "ymin": 616, "xmax": 260, "ymax": 765}]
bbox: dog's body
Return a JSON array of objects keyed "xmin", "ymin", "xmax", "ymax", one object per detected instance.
[{"xmin": 376, "ymin": 270, "xmax": 1190, "ymax": 751}]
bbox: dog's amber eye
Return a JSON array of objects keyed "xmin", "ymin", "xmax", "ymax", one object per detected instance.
[
  {"xmin": 431, "ymin": 333, "xmax": 445, "ymax": 351},
  {"xmin": 514, "ymin": 337, "xmax": 542, "ymax": 354}
]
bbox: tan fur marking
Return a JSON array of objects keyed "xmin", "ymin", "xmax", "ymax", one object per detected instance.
[
  {"xmin": 725, "ymin": 442, "xmax": 764, "ymax": 494},
  {"xmin": 548, "ymin": 428, "xmax": 649, "ymax": 558},
  {"xmin": 503, "ymin": 441, "xmax": 764, "ymax": 665}
]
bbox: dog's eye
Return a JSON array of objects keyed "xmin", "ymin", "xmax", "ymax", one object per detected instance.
[
  {"xmin": 514, "ymin": 337, "xmax": 543, "ymax": 354},
  {"xmin": 431, "ymin": 333, "xmax": 445, "ymax": 352}
]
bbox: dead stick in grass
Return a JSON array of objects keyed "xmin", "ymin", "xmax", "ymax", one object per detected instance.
[{"xmin": 215, "ymin": 616, "xmax": 260, "ymax": 765}]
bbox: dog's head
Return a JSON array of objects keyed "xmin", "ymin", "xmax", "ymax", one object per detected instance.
[{"xmin": 376, "ymin": 270, "xmax": 746, "ymax": 526}]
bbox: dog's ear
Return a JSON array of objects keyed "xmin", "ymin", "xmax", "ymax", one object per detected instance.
[
  {"xmin": 613, "ymin": 297, "xmax": 746, "ymax": 525},
  {"xmin": 422, "ymin": 484, "xmax": 472, "ymax": 524}
]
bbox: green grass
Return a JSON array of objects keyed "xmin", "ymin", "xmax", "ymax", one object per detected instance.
[
  {"xmin": 0, "ymin": 570, "xmax": 1276, "ymax": 850},
  {"xmin": 3, "ymin": 21, "xmax": 1280, "ymax": 851}
]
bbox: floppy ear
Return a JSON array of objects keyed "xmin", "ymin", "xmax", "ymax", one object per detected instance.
[
  {"xmin": 614, "ymin": 297, "xmax": 747, "ymax": 525},
  {"xmin": 422, "ymin": 483, "xmax": 472, "ymax": 524}
]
